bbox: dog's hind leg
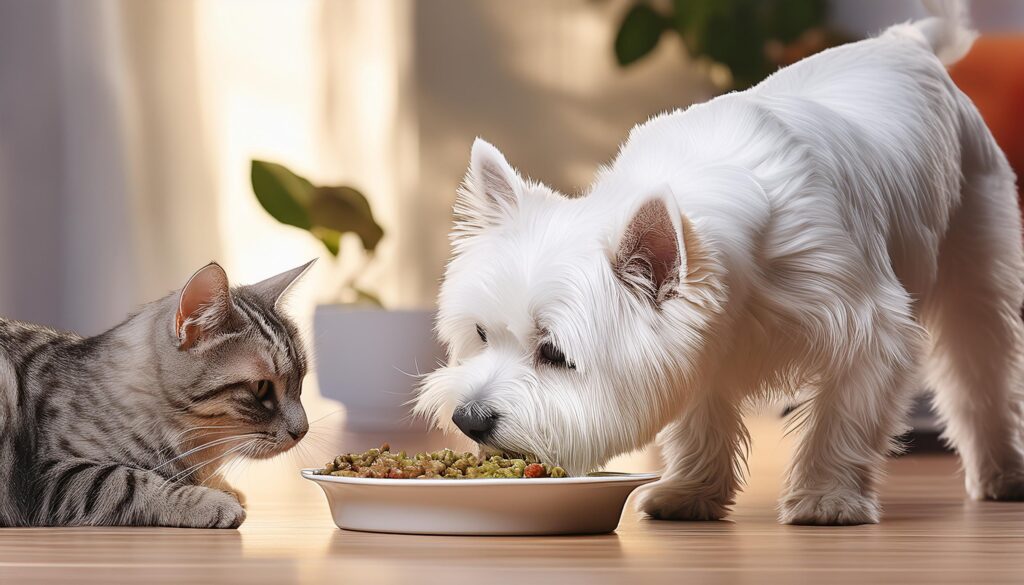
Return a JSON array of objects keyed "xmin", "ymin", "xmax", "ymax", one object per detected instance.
[
  {"xmin": 635, "ymin": 391, "xmax": 749, "ymax": 521},
  {"xmin": 779, "ymin": 281, "xmax": 923, "ymax": 525},
  {"xmin": 921, "ymin": 127, "xmax": 1024, "ymax": 501}
]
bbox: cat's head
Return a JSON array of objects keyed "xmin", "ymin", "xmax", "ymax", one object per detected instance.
[{"xmin": 163, "ymin": 261, "xmax": 315, "ymax": 459}]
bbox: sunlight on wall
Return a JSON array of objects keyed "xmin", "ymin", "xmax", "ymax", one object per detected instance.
[
  {"xmin": 195, "ymin": 0, "xmax": 416, "ymax": 316},
  {"xmin": 195, "ymin": 0, "xmax": 338, "ymax": 414},
  {"xmin": 191, "ymin": 0, "xmax": 711, "ymax": 317},
  {"xmin": 196, "ymin": 0, "xmax": 325, "ymax": 307},
  {"xmin": 192, "ymin": 0, "xmax": 418, "ymax": 420},
  {"xmin": 318, "ymin": 0, "xmax": 418, "ymax": 308},
  {"xmin": 480, "ymin": 2, "xmax": 698, "ymax": 188}
]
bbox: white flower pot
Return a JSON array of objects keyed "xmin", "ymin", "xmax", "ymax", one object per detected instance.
[{"xmin": 313, "ymin": 306, "xmax": 443, "ymax": 431}]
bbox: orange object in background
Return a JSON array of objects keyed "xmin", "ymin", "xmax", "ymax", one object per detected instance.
[{"xmin": 950, "ymin": 36, "xmax": 1024, "ymax": 205}]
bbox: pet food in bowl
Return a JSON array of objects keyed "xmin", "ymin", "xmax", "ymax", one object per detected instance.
[{"xmin": 314, "ymin": 443, "xmax": 568, "ymax": 479}]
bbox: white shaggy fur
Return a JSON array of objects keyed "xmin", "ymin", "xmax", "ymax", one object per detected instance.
[{"xmin": 415, "ymin": 0, "xmax": 1024, "ymax": 525}]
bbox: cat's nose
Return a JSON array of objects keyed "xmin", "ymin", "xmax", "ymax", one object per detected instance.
[
  {"xmin": 452, "ymin": 404, "xmax": 498, "ymax": 442},
  {"xmin": 284, "ymin": 407, "xmax": 309, "ymax": 441},
  {"xmin": 287, "ymin": 424, "xmax": 308, "ymax": 440}
]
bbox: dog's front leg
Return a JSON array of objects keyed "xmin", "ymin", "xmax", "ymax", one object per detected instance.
[{"xmin": 635, "ymin": 394, "xmax": 748, "ymax": 521}]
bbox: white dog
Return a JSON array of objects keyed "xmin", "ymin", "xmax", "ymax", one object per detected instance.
[{"xmin": 414, "ymin": 0, "xmax": 1024, "ymax": 525}]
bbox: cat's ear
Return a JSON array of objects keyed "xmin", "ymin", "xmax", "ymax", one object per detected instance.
[
  {"xmin": 249, "ymin": 259, "xmax": 317, "ymax": 308},
  {"xmin": 175, "ymin": 262, "xmax": 235, "ymax": 350}
]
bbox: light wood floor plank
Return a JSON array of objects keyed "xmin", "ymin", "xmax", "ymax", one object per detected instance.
[{"xmin": 3, "ymin": 415, "xmax": 1022, "ymax": 584}]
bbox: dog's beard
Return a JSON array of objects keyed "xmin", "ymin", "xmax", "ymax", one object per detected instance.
[
  {"xmin": 415, "ymin": 363, "xmax": 617, "ymax": 475},
  {"xmin": 415, "ymin": 365, "xmax": 554, "ymax": 460},
  {"xmin": 476, "ymin": 443, "xmax": 537, "ymax": 463},
  {"xmin": 476, "ymin": 413, "xmax": 558, "ymax": 467}
]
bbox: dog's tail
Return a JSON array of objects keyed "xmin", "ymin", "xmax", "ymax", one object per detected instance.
[{"xmin": 903, "ymin": 0, "xmax": 978, "ymax": 66}]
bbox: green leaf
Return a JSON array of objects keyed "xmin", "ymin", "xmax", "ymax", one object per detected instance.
[
  {"xmin": 251, "ymin": 159, "xmax": 386, "ymax": 257},
  {"xmin": 703, "ymin": 2, "xmax": 768, "ymax": 88},
  {"xmin": 651, "ymin": 0, "xmax": 832, "ymax": 90},
  {"xmin": 672, "ymin": 0, "xmax": 718, "ymax": 55},
  {"xmin": 351, "ymin": 287, "xmax": 383, "ymax": 307},
  {"xmin": 250, "ymin": 160, "xmax": 314, "ymax": 230},
  {"xmin": 614, "ymin": 3, "xmax": 668, "ymax": 66},
  {"xmin": 764, "ymin": 0, "xmax": 826, "ymax": 43},
  {"xmin": 312, "ymin": 227, "xmax": 342, "ymax": 257},
  {"xmin": 309, "ymin": 186, "xmax": 384, "ymax": 252},
  {"xmin": 670, "ymin": 0, "xmax": 692, "ymax": 32}
]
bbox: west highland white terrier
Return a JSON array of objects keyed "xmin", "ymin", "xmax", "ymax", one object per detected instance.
[{"xmin": 414, "ymin": 0, "xmax": 1024, "ymax": 525}]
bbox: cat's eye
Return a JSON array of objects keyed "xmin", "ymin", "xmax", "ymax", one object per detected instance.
[
  {"xmin": 539, "ymin": 341, "xmax": 574, "ymax": 369},
  {"xmin": 254, "ymin": 380, "xmax": 275, "ymax": 409},
  {"xmin": 476, "ymin": 324, "xmax": 487, "ymax": 343}
]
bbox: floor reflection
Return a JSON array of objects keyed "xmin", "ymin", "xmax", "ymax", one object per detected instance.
[{"xmin": 327, "ymin": 529, "xmax": 624, "ymax": 564}]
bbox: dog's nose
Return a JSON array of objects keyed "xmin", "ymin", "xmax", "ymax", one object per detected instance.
[{"xmin": 452, "ymin": 404, "xmax": 498, "ymax": 442}]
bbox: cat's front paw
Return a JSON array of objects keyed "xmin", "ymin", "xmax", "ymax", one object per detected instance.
[
  {"xmin": 778, "ymin": 488, "xmax": 879, "ymax": 525},
  {"xmin": 205, "ymin": 475, "xmax": 248, "ymax": 508},
  {"xmin": 634, "ymin": 480, "xmax": 730, "ymax": 521},
  {"xmin": 167, "ymin": 486, "xmax": 247, "ymax": 529}
]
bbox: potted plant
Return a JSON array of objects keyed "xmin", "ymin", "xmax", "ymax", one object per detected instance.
[
  {"xmin": 251, "ymin": 160, "xmax": 442, "ymax": 430},
  {"xmin": 613, "ymin": 0, "xmax": 842, "ymax": 90}
]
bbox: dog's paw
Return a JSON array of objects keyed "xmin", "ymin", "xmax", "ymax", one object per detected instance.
[
  {"xmin": 778, "ymin": 488, "xmax": 880, "ymax": 525},
  {"xmin": 634, "ymin": 481, "xmax": 730, "ymax": 521},
  {"xmin": 966, "ymin": 472, "xmax": 1024, "ymax": 501}
]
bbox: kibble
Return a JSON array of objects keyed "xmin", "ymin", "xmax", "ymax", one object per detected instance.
[{"xmin": 315, "ymin": 444, "xmax": 568, "ymax": 479}]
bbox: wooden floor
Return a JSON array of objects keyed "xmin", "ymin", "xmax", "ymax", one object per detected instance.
[{"xmin": 2, "ymin": 410, "xmax": 1023, "ymax": 585}]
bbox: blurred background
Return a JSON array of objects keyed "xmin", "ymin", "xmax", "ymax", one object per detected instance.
[{"xmin": 1, "ymin": 0, "xmax": 1023, "ymax": 461}]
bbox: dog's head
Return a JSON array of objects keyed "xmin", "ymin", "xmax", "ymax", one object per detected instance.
[{"xmin": 415, "ymin": 139, "xmax": 722, "ymax": 474}]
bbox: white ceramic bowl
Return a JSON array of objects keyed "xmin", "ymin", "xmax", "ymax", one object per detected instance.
[{"xmin": 302, "ymin": 469, "xmax": 658, "ymax": 535}]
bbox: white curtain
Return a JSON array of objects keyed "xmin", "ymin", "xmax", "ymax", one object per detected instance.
[
  {"xmin": 0, "ymin": 0, "xmax": 713, "ymax": 334},
  {"xmin": 0, "ymin": 0, "xmax": 219, "ymax": 334}
]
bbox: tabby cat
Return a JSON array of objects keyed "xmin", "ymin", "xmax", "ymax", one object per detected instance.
[{"xmin": 0, "ymin": 261, "xmax": 313, "ymax": 528}]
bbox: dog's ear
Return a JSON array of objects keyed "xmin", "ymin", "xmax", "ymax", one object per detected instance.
[
  {"xmin": 453, "ymin": 138, "xmax": 525, "ymax": 235},
  {"xmin": 613, "ymin": 196, "xmax": 686, "ymax": 304}
]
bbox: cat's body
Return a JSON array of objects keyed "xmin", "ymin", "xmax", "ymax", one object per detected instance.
[{"xmin": 0, "ymin": 262, "xmax": 313, "ymax": 527}]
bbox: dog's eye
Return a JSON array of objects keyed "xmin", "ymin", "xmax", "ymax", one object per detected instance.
[
  {"xmin": 539, "ymin": 341, "xmax": 574, "ymax": 369},
  {"xmin": 253, "ymin": 380, "xmax": 276, "ymax": 409},
  {"xmin": 476, "ymin": 324, "xmax": 487, "ymax": 343}
]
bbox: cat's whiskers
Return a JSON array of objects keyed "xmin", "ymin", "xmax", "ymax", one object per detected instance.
[
  {"xmin": 191, "ymin": 441, "xmax": 258, "ymax": 487},
  {"xmin": 205, "ymin": 435, "xmax": 272, "ymax": 486},
  {"xmin": 297, "ymin": 433, "xmax": 336, "ymax": 462},
  {"xmin": 154, "ymin": 434, "xmax": 256, "ymax": 472},
  {"xmin": 298, "ymin": 433, "xmax": 335, "ymax": 460},
  {"xmin": 230, "ymin": 441, "xmax": 260, "ymax": 477},
  {"xmin": 308, "ymin": 429, "xmax": 338, "ymax": 447},
  {"xmin": 226, "ymin": 440, "xmax": 268, "ymax": 482},
  {"xmin": 205, "ymin": 450, "xmax": 243, "ymax": 487},
  {"xmin": 165, "ymin": 424, "xmax": 243, "ymax": 447},
  {"xmin": 287, "ymin": 440, "xmax": 309, "ymax": 469},
  {"xmin": 307, "ymin": 409, "xmax": 344, "ymax": 426},
  {"xmin": 161, "ymin": 438, "xmax": 262, "ymax": 489},
  {"xmin": 151, "ymin": 433, "xmax": 262, "ymax": 473},
  {"xmin": 162, "ymin": 427, "xmax": 251, "ymax": 459}
]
